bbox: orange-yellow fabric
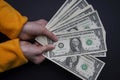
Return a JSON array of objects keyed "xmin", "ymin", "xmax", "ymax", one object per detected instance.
[
  {"xmin": 0, "ymin": 0, "xmax": 28, "ymax": 39},
  {"xmin": 0, "ymin": 39, "xmax": 28, "ymax": 72},
  {"xmin": 0, "ymin": 0, "xmax": 28, "ymax": 72}
]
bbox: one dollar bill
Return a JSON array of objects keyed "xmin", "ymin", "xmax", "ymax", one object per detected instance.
[
  {"xmin": 48, "ymin": 28, "xmax": 107, "ymax": 58},
  {"xmin": 52, "ymin": 55, "xmax": 105, "ymax": 80}
]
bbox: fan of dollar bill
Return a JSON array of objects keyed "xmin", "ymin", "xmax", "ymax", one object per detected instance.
[{"xmin": 35, "ymin": 0, "xmax": 107, "ymax": 80}]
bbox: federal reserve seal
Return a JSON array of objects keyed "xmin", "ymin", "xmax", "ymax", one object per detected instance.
[{"xmin": 58, "ymin": 43, "xmax": 64, "ymax": 48}]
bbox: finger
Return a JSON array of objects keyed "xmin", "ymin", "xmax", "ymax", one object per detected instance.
[
  {"xmin": 34, "ymin": 41, "xmax": 41, "ymax": 46},
  {"xmin": 35, "ymin": 19, "xmax": 48, "ymax": 27},
  {"xmin": 34, "ymin": 55, "xmax": 45, "ymax": 64},
  {"xmin": 32, "ymin": 44, "xmax": 55, "ymax": 55},
  {"xmin": 34, "ymin": 19, "xmax": 58, "ymax": 41},
  {"xmin": 39, "ymin": 44, "xmax": 55, "ymax": 54},
  {"xmin": 41, "ymin": 28, "xmax": 58, "ymax": 42}
]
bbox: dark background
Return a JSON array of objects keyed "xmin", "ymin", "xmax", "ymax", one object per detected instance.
[{"xmin": 0, "ymin": 0, "xmax": 120, "ymax": 80}]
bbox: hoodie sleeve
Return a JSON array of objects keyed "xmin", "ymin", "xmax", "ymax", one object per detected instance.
[
  {"xmin": 0, "ymin": 0, "xmax": 28, "ymax": 72},
  {"xmin": 0, "ymin": 39, "xmax": 28, "ymax": 72},
  {"xmin": 0, "ymin": 0, "xmax": 28, "ymax": 39}
]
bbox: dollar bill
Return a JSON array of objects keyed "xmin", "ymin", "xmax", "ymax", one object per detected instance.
[
  {"xmin": 52, "ymin": 11, "xmax": 105, "ymax": 34},
  {"xmin": 48, "ymin": 28, "xmax": 107, "ymax": 58},
  {"xmin": 35, "ymin": 36, "xmax": 48, "ymax": 46},
  {"xmin": 35, "ymin": 11, "xmax": 105, "ymax": 46},
  {"xmin": 50, "ymin": 5, "xmax": 94, "ymax": 31},
  {"xmin": 51, "ymin": 11, "xmax": 106, "ymax": 57},
  {"xmin": 35, "ymin": 12, "xmax": 106, "ymax": 57},
  {"xmin": 47, "ymin": 0, "xmax": 82, "ymax": 29},
  {"xmin": 49, "ymin": 0, "xmax": 89, "ymax": 30},
  {"xmin": 43, "ymin": 48, "xmax": 107, "ymax": 58},
  {"xmin": 89, "ymin": 52, "xmax": 106, "ymax": 57},
  {"xmin": 35, "ymin": 0, "xmax": 83, "ymax": 45},
  {"xmin": 52, "ymin": 55, "xmax": 105, "ymax": 80},
  {"xmin": 35, "ymin": 0, "xmax": 107, "ymax": 79},
  {"xmin": 35, "ymin": 1, "xmax": 94, "ymax": 46}
]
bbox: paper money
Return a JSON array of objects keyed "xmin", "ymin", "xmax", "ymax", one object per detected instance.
[
  {"xmin": 52, "ymin": 55, "xmax": 105, "ymax": 80},
  {"xmin": 48, "ymin": 28, "xmax": 107, "ymax": 58},
  {"xmin": 47, "ymin": 0, "xmax": 82, "ymax": 29},
  {"xmin": 36, "ymin": 0, "xmax": 82, "ymax": 45},
  {"xmin": 50, "ymin": 5, "xmax": 94, "ymax": 31},
  {"xmin": 89, "ymin": 52, "xmax": 106, "ymax": 57},
  {"xmin": 52, "ymin": 11, "xmax": 105, "ymax": 33},
  {"xmin": 36, "ymin": 0, "xmax": 92, "ymax": 45},
  {"xmin": 36, "ymin": 11, "xmax": 106, "ymax": 46},
  {"xmin": 49, "ymin": 0, "xmax": 89, "ymax": 30},
  {"xmin": 35, "ymin": 0, "xmax": 107, "ymax": 79}
]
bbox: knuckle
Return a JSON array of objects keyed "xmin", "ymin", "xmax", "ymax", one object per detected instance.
[
  {"xmin": 40, "ymin": 46, "xmax": 47, "ymax": 52},
  {"xmin": 42, "ymin": 27, "xmax": 47, "ymax": 32},
  {"xmin": 42, "ymin": 28, "xmax": 50, "ymax": 35},
  {"xmin": 40, "ymin": 19, "xmax": 48, "ymax": 23}
]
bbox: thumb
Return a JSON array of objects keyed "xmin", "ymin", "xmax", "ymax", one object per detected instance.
[
  {"xmin": 34, "ymin": 19, "xmax": 48, "ymax": 26},
  {"xmin": 36, "ymin": 44, "xmax": 55, "ymax": 55},
  {"xmin": 41, "ymin": 28, "xmax": 58, "ymax": 42}
]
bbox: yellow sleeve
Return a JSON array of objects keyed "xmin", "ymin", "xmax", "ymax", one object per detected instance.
[
  {"xmin": 0, "ymin": 0, "xmax": 28, "ymax": 39},
  {"xmin": 0, "ymin": 39, "xmax": 28, "ymax": 72}
]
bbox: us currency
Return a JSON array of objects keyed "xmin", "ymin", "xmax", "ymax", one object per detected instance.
[
  {"xmin": 52, "ymin": 55, "xmax": 105, "ymax": 80},
  {"xmin": 52, "ymin": 11, "xmax": 105, "ymax": 34},
  {"xmin": 49, "ymin": 0, "xmax": 89, "ymax": 30},
  {"xmin": 36, "ymin": 40, "xmax": 107, "ymax": 58},
  {"xmin": 48, "ymin": 28, "xmax": 107, "ymax": 58},
  {"xmin": 90, "ymin": 52, "xmax": 106, "ymax": 57},
  {"xmin": 34, "ymin": 0, "xmax": 107, "ymax": 80},
  {"xmin": 50, "ymin": 5, "xmax": 94, "ymax": 31},
  {"xmin": 52, "ymin": 11, "xmax": 106, "ymax": 45},
  {"xmin": 35, "ymin": 0, "xmax": 92, "ymax": 46},
  {"xmin": 46, "ymin": 0, "xmax": 82, "ymax": 29},
  {"xmin": 35, "ymin": 5, "xmax": 94, "ymax": 46},
  {"xmin": 43, "ymin": 49, "xmax": 107, "ymax": 58},
  {"xmin": 35, "ymin": 12, "xmax": 107, "ymax": 57},
  {"xmin": 35, "ymin": 0, "xmax": 83, "ymax": 45},
  {"xmin": 52, "ymin": 11, "xmax": 106, "ymax": 57},
  {"xmin": 51, "ymin": 11, "xmax": 106, "ymax": 57},
  {"xmin": 35, "ymin": 36, "xmax": 48, "ymax": 46},
  {"xmin": 35, "ymin": 0, "xmax": 93, "ymax": 45},
  {"xmin": 35, "ymin": 11, "xmax": 106, "ymax": 46}
]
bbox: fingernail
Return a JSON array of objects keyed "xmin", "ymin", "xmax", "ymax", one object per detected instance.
[
  {"xmin": 49, "ymin": 44, "xmax": 55, "ymax": 48},
  {"xmin": 54, "ymin": 36, "xmax": 58, "ymax": 42}
]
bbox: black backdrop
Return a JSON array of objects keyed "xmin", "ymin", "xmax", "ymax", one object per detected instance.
[{"xmin": 0, "ymin": 0, "xmax": 120, "ymax": 80}]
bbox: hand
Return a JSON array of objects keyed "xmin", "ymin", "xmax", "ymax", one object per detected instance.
[
  {"xmin": 20, "ymin": 41, "xmax": 55, "ymax": 64},
  {"xmin": 19, "ymin": 19, "xmax": 58, "ymax": 64},
  {"xmin": 19, "ymin": 19, "xmax": 58, "ymax": 41}
]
